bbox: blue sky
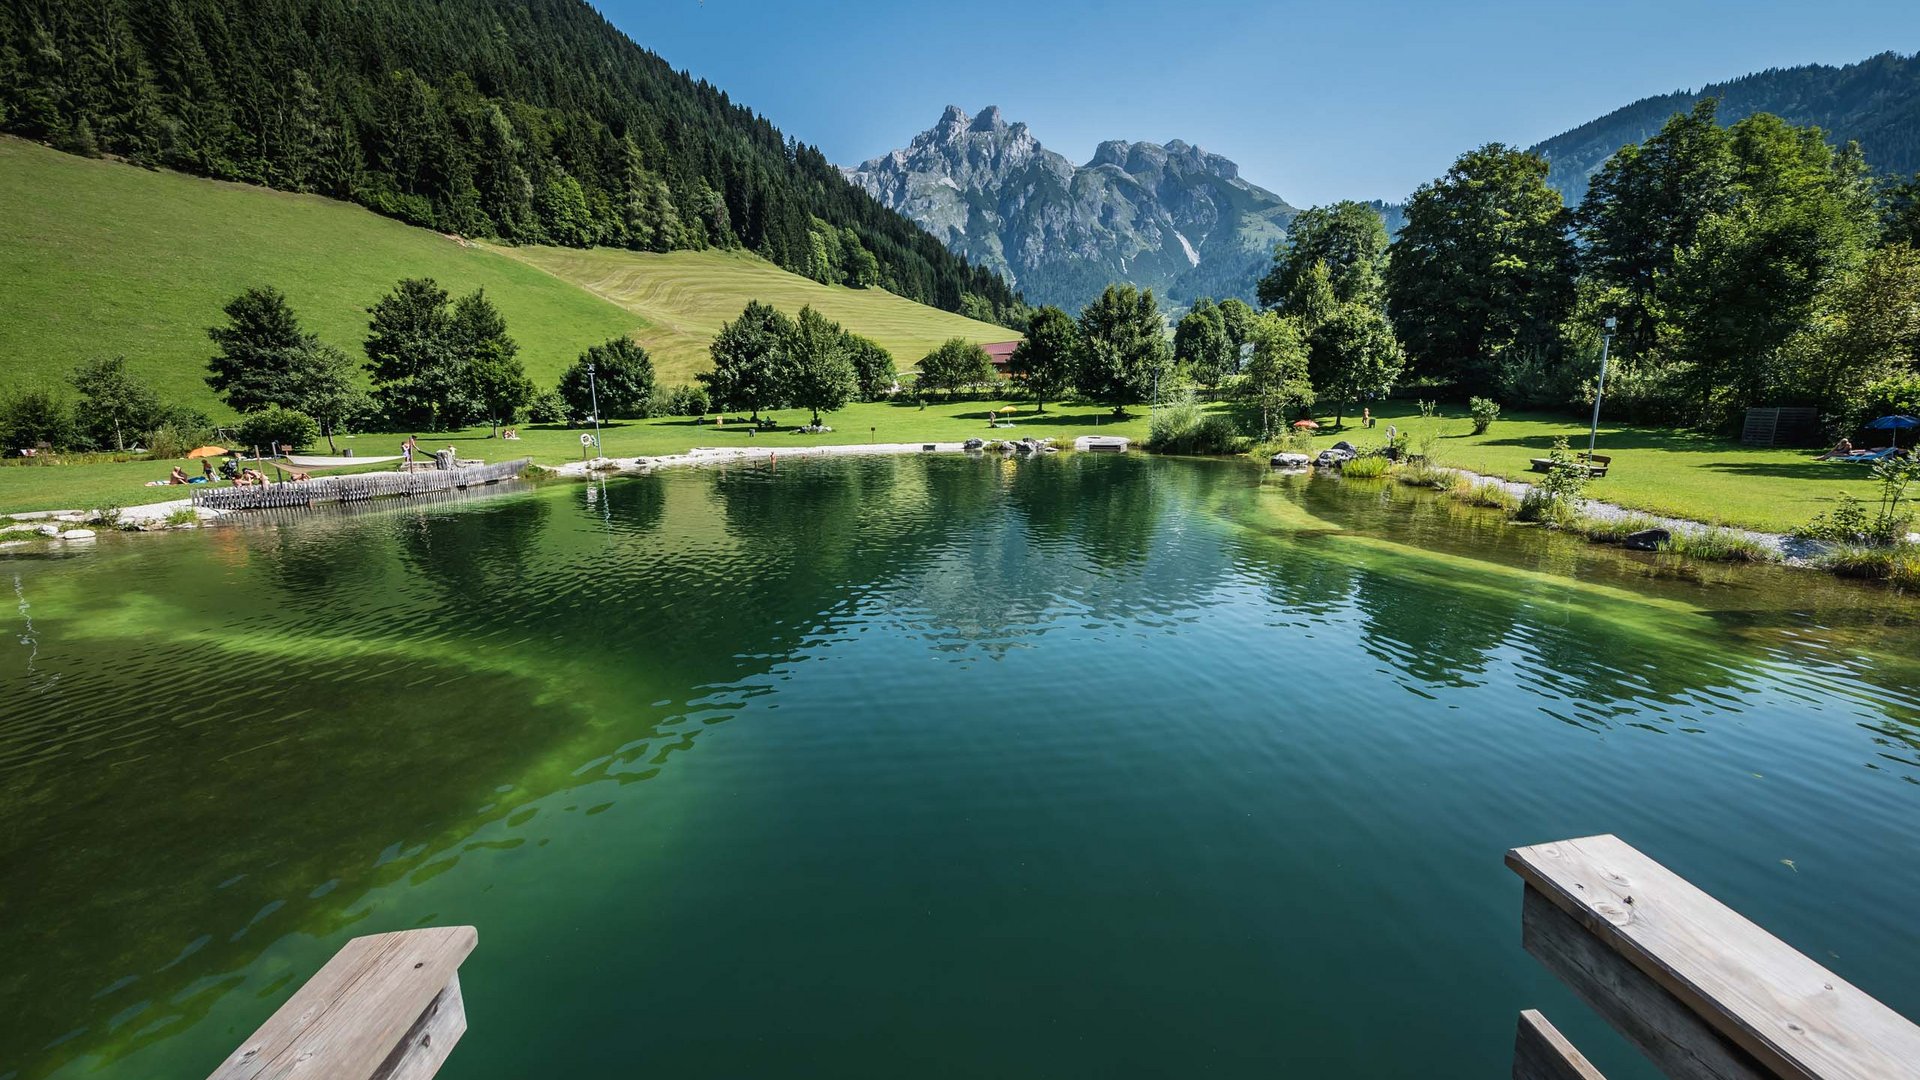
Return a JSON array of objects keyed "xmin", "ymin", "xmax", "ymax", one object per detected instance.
[{"xmin": 604, "ymin": 0, "xmax": 1920, "ymax": 206}]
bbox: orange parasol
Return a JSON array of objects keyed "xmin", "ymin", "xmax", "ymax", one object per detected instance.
[
  {"xmin": 1292, "ymin": 420, "xmax": 1320, "ymax": 430},
  {"xmin": 186, "ymin": 446, "xmax": 229, "ymax": 458}
]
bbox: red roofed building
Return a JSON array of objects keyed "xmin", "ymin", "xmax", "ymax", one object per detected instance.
[{"xmin": 982, "ymin": 341, "xmax": 1020, "ymax": 373}]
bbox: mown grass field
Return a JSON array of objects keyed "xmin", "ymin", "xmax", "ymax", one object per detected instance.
[
  {"xmin": 0, "ymin": 137, "xmax": 1014, "ymax": 414},
  {"xmin": 0, "ymin": 136, "xmax": 642, "ymax": 413},
  {"xmin": 0, "ymin": 395, "xmax": 1893, "ymax": 534},
  {"xmin": 496, "ymin": 246, "xmax": 1018, "ymax": 384}
]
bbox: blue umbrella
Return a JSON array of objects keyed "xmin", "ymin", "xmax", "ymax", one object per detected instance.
[{"xmin": 1864, "ymin": 414, "xmax": 1918, "ymax": 449}]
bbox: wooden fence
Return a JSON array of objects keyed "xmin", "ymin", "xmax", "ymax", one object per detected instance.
[
  {"xmin": 1508, "ymin": 834, "xmax": 1920, "ymax": 1079},
  {"xmin": 191, "ymin": 459, "xmax": 531, "ymax": 513}
]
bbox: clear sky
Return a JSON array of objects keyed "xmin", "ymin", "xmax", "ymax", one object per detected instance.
[{"xmin": 600, "ymin": 0, "xmax": 1918, "ymax": 207}]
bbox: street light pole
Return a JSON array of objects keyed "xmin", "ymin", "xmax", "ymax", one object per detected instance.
[
  {"xmin": 586, "ymin": 362, "xmax": 604, "ymax": 464},
  {"xmin": 1587, "ymin": 317, "xmax": 1617, "ymax": 463}
]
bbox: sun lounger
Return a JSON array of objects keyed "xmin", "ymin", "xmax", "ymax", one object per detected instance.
[{"xmin": 1823, "ymin": 447, "xmax": 1900, "ymax": 464}]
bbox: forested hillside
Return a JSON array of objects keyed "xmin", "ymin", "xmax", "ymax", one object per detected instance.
[
  {"xmin": 1533, "ymin": 51, "xmax": 1920, "ymax": 201},
  {"xmin": 0, "ymin": 0, "xmax": 1024, "ymax": 322}
]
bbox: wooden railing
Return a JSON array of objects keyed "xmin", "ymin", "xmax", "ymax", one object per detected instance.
[
  {"xmin": 1508, "ymin": 834, "xmax": 1920, "ymax": 1079},
  {"xmin": 206, "ymin": 926, "xmax": 475, "ymax": 1080},
  {"xmin": 192, "ymin": 459, "xmax": 531, "ymax": 512}
]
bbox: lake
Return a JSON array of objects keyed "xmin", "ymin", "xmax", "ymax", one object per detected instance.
[{"xmin": 3, "ymin": 453, "xmax": 1918, "ymax": 1079}]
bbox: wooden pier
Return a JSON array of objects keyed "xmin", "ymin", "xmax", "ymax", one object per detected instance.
[
  {"xmin": 206, "ymin": 925, "xmax": 475, "ymax": 1080},
  {"xmin": 191, "ymin": 458, "xmax": 531, "ymax": 513},
  {"xmin": 1508, "ymin": 834, "xmax": 1920, "ymax": 1079}
]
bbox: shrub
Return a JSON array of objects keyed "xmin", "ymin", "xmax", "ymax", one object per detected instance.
[
  {"xmin": 1148, "ymin": 394, "xmax": 1245, "ymax": 455},
  {"xmin": 654, "ymin": 384, "xmax": 710, "ymax": 417},
  {"xmin": 1517, "ymin": 487, "xmax": 1582, "ymax": 528},
  {"xmin": 1417, "ymin": 399, "xmax": 1441, "ymax": 420},
  {"xmin": 147, "ymin": 417, "xmax": 218, "ymax": 460},
  {"xmin": 1794, "ymin": 494, "xmax": 1879, "ymax": 544},
  {"xmin": 0, "ymin": 384, "xmax": 77, "ymax": 451},
  {"xmin": 235, "ymin": 407, "xmax": 319, "ymax": 453},
  {"xmin": 527, "ymin": 390, "xmax": 571, "ymax": 425},
  {"xmin": 165, "ymin": 507, "xmax": 200, "ymax": 527},
  {"xmin": 1468, "ymin": 396, "xmax": 1501, "ymax": 435}
]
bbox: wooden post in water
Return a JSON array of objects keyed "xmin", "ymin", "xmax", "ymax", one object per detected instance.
[
  {"xmin": 1507, "ymin": 835, "xmax": 1920, "ymax": 1080},
  {"xmin": 206, "ymin": 925, "xmax": 476, "ymax": 1080}
]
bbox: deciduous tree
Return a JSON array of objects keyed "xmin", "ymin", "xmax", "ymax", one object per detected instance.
[
  {"xmin": 1236, "ymin": 313, "xmax": 1314, "ymax": 439},
  {"xmin": 68, "ymin": 355, "xmax": 158, "ymax": 452},
  {"xmin": 1008, "ymin": 306, "xmax": 1077, "ymax": 411},
  {"xmin": 1074, "ymin": 284, "xmax": 1172, "ymax": 414},
  {"xmin": 917, "ymin": 338, "xmax": 994, "ymax": 400},
  {"xmin": 700, "ymin": 301, "xmax": 791, "ymax": 419},
  {"xmin": 1385, "ymin": 144, "xmax": 1575, "ymax": 392},
  {"xmin": 782, "ymin": 306, "xmax": 857, "ymax": 425},
  {"xmin": 560, "ymin": 337, "xmax": 655, "ymax": 419}
]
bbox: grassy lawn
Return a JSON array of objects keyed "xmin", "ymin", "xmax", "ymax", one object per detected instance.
[
  {"xmin": 0, "ymin": 395, "xmax": 1889, "ymax": 534},
  {"xmin": 495, "ymin": 246, "xmax": 1018, "ymax": 384},
  {"xmin": 1286, "ymin": 400, "xmax": 1887, "ymax": 533}
]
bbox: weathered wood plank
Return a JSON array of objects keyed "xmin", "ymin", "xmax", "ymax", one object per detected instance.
[
  {"xmin": 370, "ymin": 974, "xmax": 466, "ymax": 1080},
  {"xmin": 1523, "ymin": 884, "xmax": 1770, "ymax": 1080},
  {"xmin": 207, "ymin": 925, "xmax": 476, "ymax": 1080},
  {"xmin": 1509, "ymin": 835, "xmax": 1920, "ymax": 1080},
  {"xmin": 1514, "ymin": 1009, "xmax": 1609, "ymax": 1080}
]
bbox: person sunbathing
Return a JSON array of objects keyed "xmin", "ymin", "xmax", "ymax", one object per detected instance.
[
  {"xmin": 1817, "ymin": 438, "xmax": 1855, "ymax": 460},
  {"xmin": 168, "ymin": 466, "xmax": 191, "ymax": 485}
]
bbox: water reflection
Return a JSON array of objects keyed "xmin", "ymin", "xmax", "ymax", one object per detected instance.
[{"xmin": 1, "ymin": 455, "xmax": 1917, "ymax": 1079}]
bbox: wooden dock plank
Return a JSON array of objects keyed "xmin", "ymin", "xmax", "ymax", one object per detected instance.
[
  {"xmin": 207, "ymin": 925, "xmax": 476, "ymax": 1080},
  {"xmin": 1514, "ymin": 1009, "xmax": 1610, "ymax": 1080},
  {"xmin": 1523, "ymin": 884, "xmax": 1769, "ymax": 1080},
  {"xmin": 1508, "ymin": 835, "xmax": 1920, "ymax": 1080}
]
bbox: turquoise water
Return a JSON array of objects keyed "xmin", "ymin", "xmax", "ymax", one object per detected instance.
[{"xmin": 3, "ymin": 454, "xmax": 1918, "ymax": 1078}]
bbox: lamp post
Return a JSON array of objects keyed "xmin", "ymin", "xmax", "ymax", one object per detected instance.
[
  {"xmin": 586, "ymin": 363, "xmax": 604, "ymax": 465},
  {"xmin": 1587, "ymin": 316, "xmax": 1617, "ymax": 462}
]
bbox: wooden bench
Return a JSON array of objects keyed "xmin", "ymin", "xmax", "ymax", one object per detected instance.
[
  {"xmin": 1529, "ymin": 453, "xmax": 1611, "ymax": 478},
  {"xmin": 206, "ymin": 925, "xmax": 476, "ymax": 1080},
  {"xmin": 1507, "ymin": 835, "xmax": 1920, "ymax": 1079}
]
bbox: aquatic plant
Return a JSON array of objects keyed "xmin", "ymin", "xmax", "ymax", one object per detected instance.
[
  {"xmin": 1445, "ymin": 475, "xmax": 1517, "ymax": 511},
  {"xmin": 1659, "ymin": 526, "xmax": 1775, "ymax": 563},
  {"xmin": 1822, "ymin": 542, "xmax": 1920, "ymax": 588},
  {"xmin": 1340, "ymin": 454, "xmax": 1391, "ymax": 479}
]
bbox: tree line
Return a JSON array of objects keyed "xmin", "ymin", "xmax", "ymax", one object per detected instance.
[
  {"xmin": 1345, "ymin": 100, "xmax": 1920, "ymax": 434},
  {"xmin": 0, "ymin": 0, "xmax": 1026, "ymax": 324}
]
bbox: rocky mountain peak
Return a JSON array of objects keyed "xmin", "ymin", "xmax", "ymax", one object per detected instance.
[
  {"xmin": 843, "ymin": 106, "xmax": 1298, "ymax": 310},
  {"xmin": 970, "ymin": 105, "xmax": 1008, "ymax": 133}
]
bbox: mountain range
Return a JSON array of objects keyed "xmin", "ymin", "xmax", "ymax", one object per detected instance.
[
  {"xmin": 843, "ymin": 106, "xmax": 1297, "ymax": 311},
  {"xmin": 849, "ymin": 53, "xmax": 1920, "ymax": 313},
  {"xmin": 1531, "ymin": 50, "xmax": 1920, "ymax": 203}
]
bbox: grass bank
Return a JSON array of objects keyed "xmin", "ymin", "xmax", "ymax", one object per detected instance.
[{"xmin": 1276, "ymin": 400, "xmax": 1889, "ymax": 533}]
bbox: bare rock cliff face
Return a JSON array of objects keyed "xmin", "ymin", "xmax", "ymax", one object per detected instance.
[{"xmin": 843, "ymin": 106, "xmax": 1298, "ymax": 311}]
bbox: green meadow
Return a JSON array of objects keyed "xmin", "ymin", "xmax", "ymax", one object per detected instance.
[{"xmin": 0, "ymin": 396, "xmax": 1889, "ymax": 534}]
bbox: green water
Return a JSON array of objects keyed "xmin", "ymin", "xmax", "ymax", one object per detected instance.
[{"xmin": 3, "ymin": 454, "xmax": 1919, "ymax": 1079}]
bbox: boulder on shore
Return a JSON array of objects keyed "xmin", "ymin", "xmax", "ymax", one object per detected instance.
[
  {"xmin": 1624, "ymin": 528, "xmax": 1670, "ymax": 551},
  {"xmin": 1270, "ymin": 452, "xmax": 1311, "ymax": 469}
]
